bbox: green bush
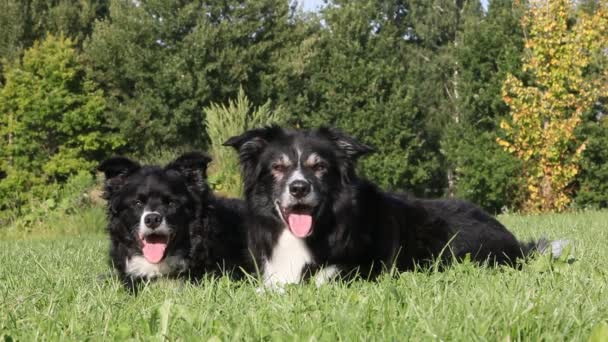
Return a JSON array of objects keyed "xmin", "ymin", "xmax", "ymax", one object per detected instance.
[
  {"xmin": 1, "ymin": 171, "xmax": 99, "ymax": 234},
  {"xmin": 205, "ymin": 88, "xmax": 285, "ymax": 197},
  {"xmin": 443, "ymin": 129, "xmax": 524, "ymax": 214},
  {"xmin": 0, "ymin": 34, "xmax": 123, "ymax": 225},
  {"xmin": 137, "ymin": 149, "xmax": 189, "ymax": 167},
  {"xmin": 574, "ymin": 116, "xmax": 608, "ymax": 209}
]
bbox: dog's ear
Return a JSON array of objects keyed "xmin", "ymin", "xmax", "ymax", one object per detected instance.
[
  {"xmin": 317, "ymin": 127, "xmax": 374, "ymax": 184},
  {"xmin": 165, "ymin": 152, "xmax": 212, "ymax": 193},
  {"xmin": 223, "ymin": 125, "xmax": 284, "ymax": 163},
  {"xmin": 317, "ymin": 127, "xmax": 375, "ymax": 160},
  {"xmin": 98, "ymin": 157, "xmax": 141, "ymax": 199},
  {"xmin": 224, "ymin": 126, "xmax": 284, "ymax": 195}
]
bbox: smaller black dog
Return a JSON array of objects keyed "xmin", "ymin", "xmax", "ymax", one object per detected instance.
[{"xmin": 98, "ymin": 152, "xmax": 248, "ymax": 292}]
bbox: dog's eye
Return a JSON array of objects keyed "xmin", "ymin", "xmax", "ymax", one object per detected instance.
[
  {"xmin": 312, "ymin": 163, "xmax": 327, "ymax": 173},
  {"xmin": 133, "ymin": 200, "xmax": 144, "ymax": 207},
  {"xmin": 272, "ymin": 164, "xmax": 287, "ymax": 173}
]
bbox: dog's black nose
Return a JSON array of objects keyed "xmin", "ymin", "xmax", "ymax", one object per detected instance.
[
  {"xmin": 289, "ymin": 180, "xmax": 311, "ymax": 198},
  {"xmin": 144, "ymin": 213, "xmax": 162, "ymax": 229}
]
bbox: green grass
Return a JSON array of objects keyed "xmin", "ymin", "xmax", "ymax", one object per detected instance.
[{"xmin": 1, "ymin": 210, "xmax": 608, "ymax": 341}]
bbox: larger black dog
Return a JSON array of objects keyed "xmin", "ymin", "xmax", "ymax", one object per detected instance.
[
  {"xmin": 98, "ymin": 152, "xmax": 248, "ymax": 291},
  {"xmin": 225, "ymin": 126, "xmax": 556, "ymax": 289}
]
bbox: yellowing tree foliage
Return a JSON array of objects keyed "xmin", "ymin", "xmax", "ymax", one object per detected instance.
[{"xmin": 498, "ymin": 0, "xmax": 608, "ymax": 213}]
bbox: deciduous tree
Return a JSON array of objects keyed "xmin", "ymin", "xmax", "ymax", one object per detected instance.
[{"xmin": 498, "ymin": 0, "xmax": 608, "ymax": 212}]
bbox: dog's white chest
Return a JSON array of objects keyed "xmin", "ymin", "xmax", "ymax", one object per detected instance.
[
  {"xmin": 263, "ymin": 229, "xmax": 312, "ymax": 287},
  {"xmin": 125, "ymin": 255, "xmax": 187, "ymax": 279}
]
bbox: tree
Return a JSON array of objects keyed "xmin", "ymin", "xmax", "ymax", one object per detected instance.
[
  {"xmin": 294, "ymin": 0, "xmax": 446, "ymax": 195},
  {"xmin": 442, "ymin": 0, "xmax": 526, "ymax": 212},
  {"xmin": 498, "ymin": 0, "xmax": 608, "ymax": 212},
  {"xmin": 85, "ymin": 0, "xmax": 306, "ymax": 155},
  {"xmin": 574, "ymin": 0, "xmax": 608, "ymax": 209},
  {"xmin": 0, "ymin": 0, "xmax": 109, "ymax": 74},
  {"xmin": 406, "ymin": 0, "xmax": 476, "ymax": 196},
  {"xmin": 0, "ymin": 34, "xmax": 122, "ymax": 221}
]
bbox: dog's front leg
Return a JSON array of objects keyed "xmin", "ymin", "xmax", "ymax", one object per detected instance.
[
  {"xmin": 122, "ymin": 275, "xmax": 145, "ymax": 294},
  {"xmin": 258, "ymin": 229, "xmax": 313, "ymax": 292},
  {"xmin": 260, "ymin": 260, "xmax": 304, "ymax": 293}
]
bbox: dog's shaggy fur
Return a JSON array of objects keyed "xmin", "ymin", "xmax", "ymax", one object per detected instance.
[
  {"xmin": 225, "ymin": 126, "xmax": 551, "ymax": 289},
  {"xmin": 98, "ymin": 152, "xmax": 248, "ymax": 292}
]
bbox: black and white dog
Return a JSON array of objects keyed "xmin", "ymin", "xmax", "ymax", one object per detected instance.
[
  {"xmin": 98, "ymin": 152, "xmax": 248, "ymax": 292},
  {"xmin": 224, "ymin": 126, "xmax": 565, "ymax": 289}
]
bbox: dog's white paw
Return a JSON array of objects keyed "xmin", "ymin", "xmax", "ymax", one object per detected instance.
[
  {"xmin": 314, "ymin": 265, "xmax": 340, "ymax": 287},
  {"xmin": 549, "ymin": 239, "xmax": 573, "ymax": 258}
]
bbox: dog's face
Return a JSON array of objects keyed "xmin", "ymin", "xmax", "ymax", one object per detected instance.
[
  {"xmin": 225, "ymin": 126, "xmax": 373, "ymax": 238},
  {"xmin": 98, "ymin": 152, "xmax": 211, "ymax": 264}
]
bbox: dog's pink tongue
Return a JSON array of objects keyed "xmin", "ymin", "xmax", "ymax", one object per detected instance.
[
  {"xmin": 287, "ymin": 214, "xmax": 313, "ymax": 238},
  {"xmin": 142, "ymin": 235, "xmax": 168, "ymax": 264}
]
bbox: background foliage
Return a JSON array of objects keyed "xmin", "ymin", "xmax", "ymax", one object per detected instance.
[
  {"xmin": 497, "ymin": 0, "xmax": 608, "ymax": 212},
  {"xmin": 1, "ymin": 0, "xmax": 607, "ymax": 228},
  {"xmin": 0, "ymin": 34, "xmax": 122, "ymax": 225},
  {"xmin": 205, "ymin": 88, "xmax": 286, "ymax": 197}
]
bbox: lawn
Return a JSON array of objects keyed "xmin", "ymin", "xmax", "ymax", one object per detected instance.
[{"xmin": 1, "ymin": 210, "xmax": 607, "ymax": 341}]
